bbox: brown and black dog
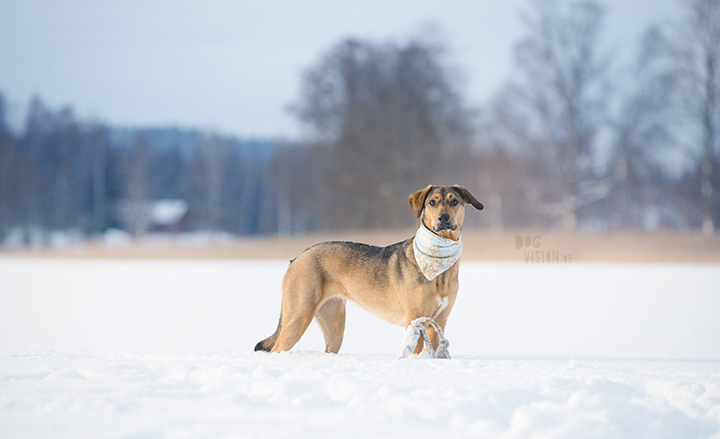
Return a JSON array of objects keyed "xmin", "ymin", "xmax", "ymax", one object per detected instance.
[{"xmin": 255, "ymin": 185, "xmax": 483, "ymax": 355}]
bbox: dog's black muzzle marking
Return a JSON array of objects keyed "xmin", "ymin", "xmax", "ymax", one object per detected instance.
[
  {"xmin": 434, "ymin": 223, "xmax": 457, "ymax": 232},
  {"xmin": 434, "ymin": 214, "xmax": 457, "ymax": 232}
]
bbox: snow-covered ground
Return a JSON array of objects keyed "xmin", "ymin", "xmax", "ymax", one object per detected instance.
[{"xmin": 1, "ymin": 258, "xmax": 719, "ymax": 438}]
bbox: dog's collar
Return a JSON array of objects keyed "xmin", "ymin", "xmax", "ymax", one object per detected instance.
[{"xmin": 412, "ymin": 225, "xmax": 462, "ymax": 281}]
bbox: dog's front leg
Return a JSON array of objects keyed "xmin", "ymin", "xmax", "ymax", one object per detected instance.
[
  {"xmin": 398, "ymin": 322, "xmax": 423, "ymax": 358},
  {"xmin": 425, "ymin": 314, "xmax": 447, "ymax": 351},
  {"xmin": 412, "ymin": 334, "xmax": 425, "ymax": 355}
]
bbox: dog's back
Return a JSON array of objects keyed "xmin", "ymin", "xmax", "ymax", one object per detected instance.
[{"xmin": 285, "ymin": 240, "xmax": 417, "ymax": 318}]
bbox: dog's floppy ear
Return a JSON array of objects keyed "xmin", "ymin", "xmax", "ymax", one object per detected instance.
[
  {"xmin": 453, "ymin": 185, "xmax": 484, "ymax": 210},
  {"xmin": 408, "ymin": 185, "xmax": 434, "ymax": 218}
]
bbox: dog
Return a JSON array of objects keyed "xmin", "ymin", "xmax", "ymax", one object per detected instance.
[{"xmin": 254, "ymin": 185, "xmax": 483, "ymax": 355}]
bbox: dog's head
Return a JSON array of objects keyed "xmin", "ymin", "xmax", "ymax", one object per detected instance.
[{"xmin": 408, "ymin": 185, "xmax": 484, "ymax": 240}]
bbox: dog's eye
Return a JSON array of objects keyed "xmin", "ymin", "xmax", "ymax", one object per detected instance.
[
  {"xmin": 451, "ymin": 199, "xmax": 458, "ymax": 206},
  {"xmin": 429, "ymin": 199, "xmax": 437, "ymax": 206}
]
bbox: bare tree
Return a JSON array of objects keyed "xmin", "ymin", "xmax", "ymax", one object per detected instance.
[
  {"xmin": 20, "ymin": 97, "xmax": 87, "ymax": 232},
  {"xmin": 87, "ymin": 124, "xmax": 109, "ymax": 234},
  {"xmin": 497, "ymin": 0, "xmax": 612, "ymax": 229},
  {"xmin": 676, "ymin": 0, "xmax": 720, "ymax": 234},
  {"xmin": 262, "ymin": 142, "xmax": 334, "ymax": 235},
  {"xmin": 123, "ymin": 136, "xmax": 151, "ymax": 238},
  {"xmin": 0, "ymin": 95, "xmax": 14, "ymax": 238},
  {"xmin": 610, "ymin": 26, "xmax": 686, "ymax": 229},
  {"xmin": 292, "ymin": 37, "xmax": 474, "ymax": 231},
  {"xmin": 188, "ymin": 135, "xmax": 231, "ymax": 231}
]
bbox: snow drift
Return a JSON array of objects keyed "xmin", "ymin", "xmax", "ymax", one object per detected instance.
[{"xmin": 1, "ymin": 258, "xmax": 719, "ymax": 438}]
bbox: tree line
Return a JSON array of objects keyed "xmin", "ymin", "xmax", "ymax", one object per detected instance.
[
  {"xmin": 278, "ymin": 0, "xmax": 719, "ymax": 234},
  {"xmin": 0, "ymin": 97, "xmax": 280, "ymax": 244},
  {"xmin": 1, "ymin": 0, "xmax": 718, "ymax": 244}
]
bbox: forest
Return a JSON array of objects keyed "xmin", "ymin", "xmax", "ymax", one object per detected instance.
[{"xmin": 0, "ymin": 0, "xmax": 718, "ymax": 245}]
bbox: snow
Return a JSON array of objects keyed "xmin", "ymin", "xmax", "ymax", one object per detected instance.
[
  {"xmin": 149, "ymin": 200, "xmax": 189, "ymax": 226},
  {"xmin": 1, "ymin": 258, "xmax": 719, "ymax": 438}
]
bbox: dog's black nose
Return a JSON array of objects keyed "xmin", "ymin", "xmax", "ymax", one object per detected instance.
[{"xmin": 438, "ymin": 213, "xmax": 450, "ymax": 223}]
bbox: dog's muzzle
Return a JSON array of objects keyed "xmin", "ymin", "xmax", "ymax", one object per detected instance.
[
  {"xmin": 433, "ymin": 213, "xmax": 457, "ymax": 232},
  {"xmin": 433, "ymin": 223, "xmax": 457, "ymax": 232}
]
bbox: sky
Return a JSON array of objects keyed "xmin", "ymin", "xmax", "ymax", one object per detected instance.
[{"xmin": 0, "ymin": 0, "xmax": 681, "ymax": 140}]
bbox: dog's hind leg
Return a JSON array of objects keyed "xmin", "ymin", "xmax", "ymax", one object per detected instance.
[
  {"xmin": 270, "ymin": 279, "xmax": 324, "ymax": 353},
  {"xmin": 316, "ymin": 297, "xmax": 346, "ymax": 354}
]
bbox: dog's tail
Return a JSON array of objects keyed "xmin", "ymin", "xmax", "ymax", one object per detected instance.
[{"xmin": 254, "ymin": 313, "xmax": 282, "ymax": 352}]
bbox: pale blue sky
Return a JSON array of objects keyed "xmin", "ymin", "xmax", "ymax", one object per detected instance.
[{"xmin": 0, "ymin": 0, "xmax": 680, "ymax": 139}]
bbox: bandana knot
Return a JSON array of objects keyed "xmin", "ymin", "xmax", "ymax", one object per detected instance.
[{"xmin": 412, "ymin": 225, "xmax": 462, "ymax": 281}]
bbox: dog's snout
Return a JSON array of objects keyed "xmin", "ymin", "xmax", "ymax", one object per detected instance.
[{"xmin": 438, "ymin": 213, "xmax": 451, "ymax": 223}]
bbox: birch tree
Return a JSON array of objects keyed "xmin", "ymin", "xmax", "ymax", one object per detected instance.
[{"xmin": 501, "ymin": 0, "xmax": 612, "ymax": 229}]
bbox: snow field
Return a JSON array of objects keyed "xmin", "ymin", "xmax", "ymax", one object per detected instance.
[
  {"xmin": 1, "ymin": 258, "xmax": 719, "ymax": 438},
  {"xmin": 2, "ymin": 351, "xmax": 719, "ymax": 439}
]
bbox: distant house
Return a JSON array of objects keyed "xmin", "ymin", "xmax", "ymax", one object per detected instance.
[{"xmin": 117, "ymin": 199, "xmax": 189, "ymax": 235}]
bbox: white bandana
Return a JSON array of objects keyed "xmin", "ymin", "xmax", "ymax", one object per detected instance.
[{"xmin": 412, "ymin": 225, "xmax": 462, "ymax": 281}]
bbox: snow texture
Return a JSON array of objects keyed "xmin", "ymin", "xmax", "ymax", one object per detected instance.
[{"xmin": 1, "ymin": 258, "xmax": 719, "ymax": 438}]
